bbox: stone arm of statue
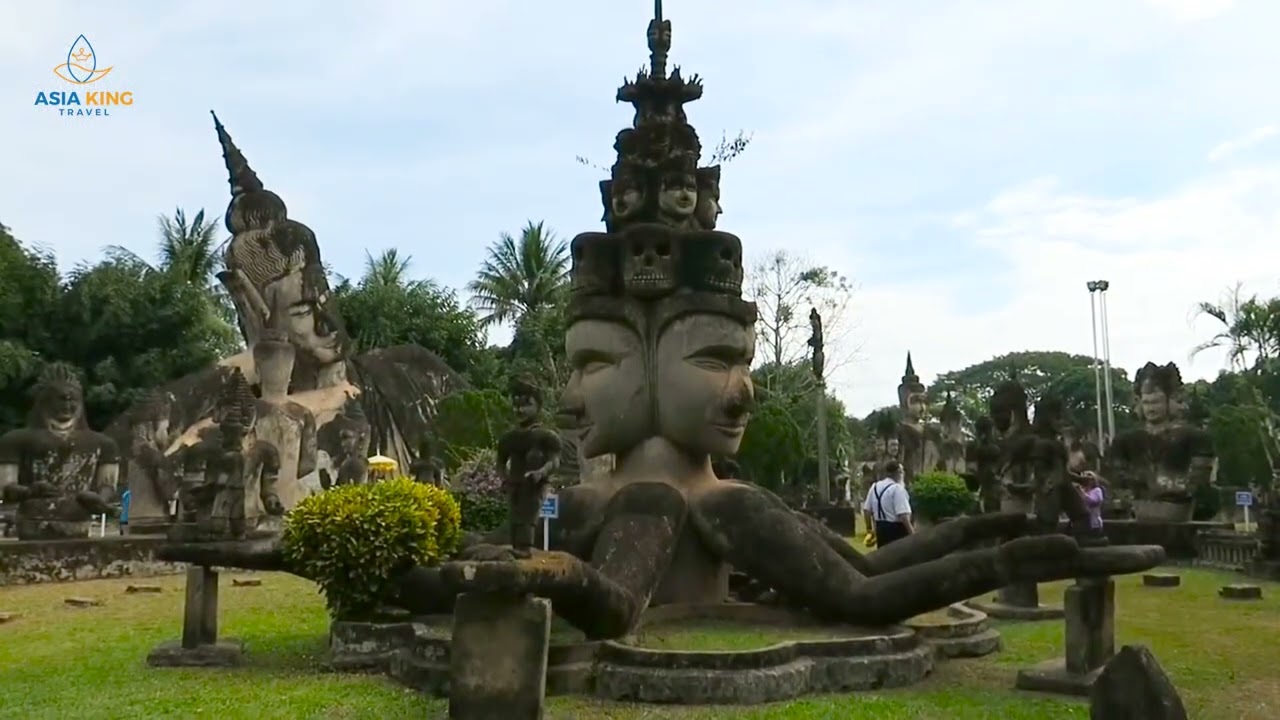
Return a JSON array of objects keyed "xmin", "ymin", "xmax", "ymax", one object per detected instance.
[
  {"xmin": 297, "ymin": 413, "xmax": 319, "ymax": 480},
  {"xmin": 217, "ymin": 268, "xmax": 271, "ymax": 347},
  {"xmin": 258, "ymin": 443, "xmax": 285, "ymax": 516},
  {"xmin": 525, "ymin": 430, "xmax": 563, "ymax": 483}
]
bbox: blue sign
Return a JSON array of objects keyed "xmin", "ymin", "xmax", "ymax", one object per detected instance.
[
  {"xmin": 1236, "ymin": 491, "xmax": 1254, "ymax": 507},
  {"xmin": 539, "ymin": 494, "xmax": 559, "ymax": 519}
]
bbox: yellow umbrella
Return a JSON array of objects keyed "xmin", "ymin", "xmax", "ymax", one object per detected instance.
[{"xmin": 367, "ymin": 455, "xmax": 398, "ymax": 480}]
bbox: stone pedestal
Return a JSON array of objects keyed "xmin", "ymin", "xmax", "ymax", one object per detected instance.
[
  {"xmin": 1015, "ymin": 577, "xmax": 1115, "ymax": 696},
  {"xmin": 449, "ymin": 591, "xmax": 550, "ymax": 720},
  {"xmin": 147, "ymin": 565, "xmax": 244, "ymax": 667},
  {"xmin": 969, "ymin": 581, "xmax": 1063, "ymax": 621}
]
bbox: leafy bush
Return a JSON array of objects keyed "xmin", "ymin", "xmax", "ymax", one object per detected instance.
[
  {"xmin": 282, "ymin": 478, "xmax": 461, "ymax": 620},
  {"xmin": 432, "ymin": 390, "xmax": 514, "ymax": 470},
  {"xmin": 453, "ymin": 448, "xmax": 509, "ymax": 532},
  {"xmin": 911, "ymin": 471, "xmax": 974, "ymax": 522}
]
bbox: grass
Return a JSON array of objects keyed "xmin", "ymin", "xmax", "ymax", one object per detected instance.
[{"xmin": 0, "ymin": 567, "xmax": 1277, "ymax": 719}]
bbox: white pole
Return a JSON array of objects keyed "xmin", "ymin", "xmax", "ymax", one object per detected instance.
[
  {"xmin": 1089, "ymin": 287, "xmax": 1105, "ymax": 453},
  {"xmin": 99, "ymin": 514, "xmax": 107, "ymax": 537},
  {"xmin": 1244, "ymin": 504, "xmax": 1251, "ymax": 532},
  {"xmin": 1099, "ymin": 285, "xmax": 1117, "ymax": 444},
  {"xmin": 543, "ymin": 516, "xmax": 550, "ymax": 551}
]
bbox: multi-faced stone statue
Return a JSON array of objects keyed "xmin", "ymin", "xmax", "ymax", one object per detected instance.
[
  {"xmin": 123, "ymin": 390, "xmax": 177, "ymax": 533},
  {"xmin": 1105, "ymin": 362, "xmax": 1217, "ymax": 522},
  {"xmin": 0, "ymin": 363, "xmax": 119, "ymax": 540},
  {"xmin": 496, "ymin": 378, "xmax": 562, "ymax": 558}
]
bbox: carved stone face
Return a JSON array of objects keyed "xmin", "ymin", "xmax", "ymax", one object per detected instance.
[
  {"xmin": 884, "ymin": 436, "xmax": 900, "ymax": 459},
  {"xmin": 38, "ymin": 383, "xmax": 83, "ymax": 430},
  {"xmin": 654, "ymin": 313, "xmax": 755, "ymax": 457},
  {"xmin": 265, "ymin": 269, "xmax": 345, "ymax": 366},
  {"xmin": 612, "ymin": 186, "xmax": 643, "ymax": 219},
  {"xmin": 658, "ymin": 175, "xmax": 697, "ymax": 219},
  {"xmin": 1138, "ymin": 379, "xmax": 1169, "ymax": 425},
  {"xmin": 561, "ymin": 319, "xmax": 651, "ymax": 458},
  {"xmin": 903, "ymin": 391, "xmax": 928, "ymax": 423},
  {"xmin": 513, "ymin": 392, "xmax": 540, "ymax": 425},
  {"xmin": 694, "ymin": 183, "xmax": 721, "ymax": 229}
]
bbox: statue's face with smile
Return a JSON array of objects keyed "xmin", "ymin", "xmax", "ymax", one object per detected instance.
[
  {"xmin": 654, "ymin": 313, "xmax": 755, "ymax": 457},
  {"xmin": 561, "ymin": 319, "xmax": 651, "ymax": 458}
]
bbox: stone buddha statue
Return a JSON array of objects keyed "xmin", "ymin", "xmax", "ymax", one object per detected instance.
[
  {"xmin": 123, "ymin": 390, "xmax": 177, "ymax": 533},
  {"xmin": 175, "ymin": 368, "xmax": 284, "ymax": 541},
  {"xmin": 0, "ymin": 363, "xmax": 119, "ymax": 540},
  {"xmin": 1105, "ymin": 362, "xmax": 1216, "ymax": 522},
  {"xmin": 251, "ymin": 328, "xmax": 318, "ymax": 507},
  {"xmin": 106, "ymin": 113, "xmax": 466, "ymax": 492},
  {"xmin": 895, "ymin": 353, "xmax": 934, "ymax": 484},
  {"xmin": 937, "ymin": 391, "xmax": 966, "ymax": 475},
  {"xmin": 988, "ymin": 377, "xmax": 1035, "ymax": 514}
]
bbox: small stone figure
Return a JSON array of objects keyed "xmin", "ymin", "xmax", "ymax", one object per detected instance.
[
  {"xmin": 966, "ymin": 416, "xmax": 1003, "ymax": 513},
  {"xmin": 807, "ymin": 308, "xmax": 824, "ymax": 381},
  {"xmin": 317, "ymin": 397, "xmax": 370, "ymax": 489},
  {"xmin": 0, "ymin": 363, "xmax": 120, "ymax": 540},
  {"xmin": 178, "ymin": 369, "xmax": 284, "ymax": 541},
  {"xmin": 496, "ymin": 378, "xmax": 562, "ymax": 558}
]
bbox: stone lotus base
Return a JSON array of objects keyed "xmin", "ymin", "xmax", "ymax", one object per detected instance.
[
  {"xmin": 146, "ymin": 639, "xmax": 246, "ymax": 667},
  {"xmin": 905, "ymin": 603, "xmax": 1001, "ymax": 659},
  {"xmin": 330, "ymin": 602, "xmax": 946, "ymax": 705}
]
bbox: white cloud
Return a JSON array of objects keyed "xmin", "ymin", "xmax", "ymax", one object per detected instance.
[
  {"xmin": 1143, "ymin": 0, "xmax": 1237, "ymax": 23},
  {"xmin": 834, "ymin": 164, "xmax": 1280, "ymax": 415},
  {"xmin": 1208, "ymin": 125, "xmax": 1279, "ymax": 162}
]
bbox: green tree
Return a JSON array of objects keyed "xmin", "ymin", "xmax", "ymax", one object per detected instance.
[
  {"xmin": 1193, "ymin": 283, "xmax": 1280, "ymax": 373},
  {"xmin": 430, "ymin": 389, "xmax": 515, "ymax": 469},
  {"xmin": 333, "ymin": 250, "xmax": 492, "ymax": 387},
  {"xmin": 0, "ymin": 223, "xmax": 60, "ymax": 430},
  {"xmin": 466, "ymin": 221, "xmax": 569, "ymax": 328},
  {"xmin": 928, "ymin": 351, "xmax": 1134, "ymax": 435}
]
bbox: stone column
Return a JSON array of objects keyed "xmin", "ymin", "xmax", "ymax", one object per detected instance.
[
  {"xmin": 1015, "ymin": 576, "xmax": 1116, "ymax": 696},
  {"xmin": 449, "ymin": 591, "xmax": 551, "ymax": 719},
  {"xmin": 146, "ymin": 565, "xmax": 245, "ymax": 667}
]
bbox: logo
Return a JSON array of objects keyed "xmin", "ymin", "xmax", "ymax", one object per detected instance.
[{"xmin": 34, "ymin": 35, "xmax": 134, "ymax": 118}]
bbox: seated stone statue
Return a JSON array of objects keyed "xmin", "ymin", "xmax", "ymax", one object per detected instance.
[
  {"xmin": 106, "ymin": 113, "xmax": 465, "ymax": 497},
  {"xmin": 122, "ymin": 390, "xmax": 178, "ymax": 533},
  {"xmin": 317, "ymin": 398, "xmax": 371, "ymax": 489},
  {"xmin": 0, "ymin": 363, "xmax": 119, "ymax": 540},
  {"xmin": 1105, "ymin": 362, "xmax": 1216, "ymax": 522},
  {"xmin": 175, "ymin": 368, "xmax": 284, "ymax": 541}
]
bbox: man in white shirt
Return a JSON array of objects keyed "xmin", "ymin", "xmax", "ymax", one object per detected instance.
[{"xmin": 862, "ymin": 461, "xmax": 915, "ymax": 546}]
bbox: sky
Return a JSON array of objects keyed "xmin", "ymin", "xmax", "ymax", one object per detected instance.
[{"xmin": 2, "ymin": 0, "xmax": 1280, "ymax": 416}]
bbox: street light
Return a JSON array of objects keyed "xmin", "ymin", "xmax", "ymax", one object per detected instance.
[{"xmin": 1086, "ymin": 280, "xmax": 1115, "ymax": 448}]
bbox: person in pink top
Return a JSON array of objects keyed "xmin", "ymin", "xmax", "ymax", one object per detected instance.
[{"xmin": 1075, "ymin": 470, "xmax": 1105, "ymax": 534}]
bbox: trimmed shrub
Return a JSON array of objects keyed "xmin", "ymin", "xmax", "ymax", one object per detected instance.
[
  {"xmin": 282, "ymin": 478, "xmax": 462, "ymax": 620},
  {"xmin": 453, "ymin": 448, "xmax": 509, "ymax": 532},
  {"xmin": 912, "ymin": 471, "xmax": 974, "ymax": 522}
]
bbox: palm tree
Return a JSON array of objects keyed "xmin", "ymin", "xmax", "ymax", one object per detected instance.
[
  {"xmin": 156, "ymin": 208, "xmax": 222, "ymax": 285},
  {"xmin": 467, "ymin": 221, "xmax": 569, "ymax": 327},
  {"xmin": 1192, "ymin": 283, "xmax": 1280, "ymax": 372},
  {"xmin": 361, "ymin": 248, "xmax": 416, "ymax": 289}
]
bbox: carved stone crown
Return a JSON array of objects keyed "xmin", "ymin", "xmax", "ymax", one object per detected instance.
[
  {"xmin": 1135, "ymin": 361, "xmax": 1183, "ymax": 395},
  {"xmin": 37, "ymin": 362, "xmax": 82, "ymax": 391},
  {"xmin": 216, "ymin": 368, "xmax": 258, "ymax": 428},
  {"xmin": 569, "ymin": 223, "xmax": 744, "ymax": 300}
]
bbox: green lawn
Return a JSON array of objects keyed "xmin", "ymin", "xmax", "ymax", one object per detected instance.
[{"xmin": 0, "ymin": 566, "xmax": 1277, "ymax": 719}]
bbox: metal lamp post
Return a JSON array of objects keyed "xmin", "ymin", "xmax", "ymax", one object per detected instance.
[{"xmin": 1086, "ymin": 280, "xmax": 1115, "ymax": 448}]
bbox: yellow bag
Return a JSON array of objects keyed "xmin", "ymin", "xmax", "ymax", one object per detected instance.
[{"xmin": 863, "ymin": 532, "xmax": 876, "ymax": 548}]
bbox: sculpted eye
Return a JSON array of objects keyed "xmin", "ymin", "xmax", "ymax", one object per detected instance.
[
  {"xmin": 582, "ymin": 361, "xmax": 611, "ymax": 375},
  {"xmin": 690, "ymin": 357, "xmax": 729, "ymax": 371}
]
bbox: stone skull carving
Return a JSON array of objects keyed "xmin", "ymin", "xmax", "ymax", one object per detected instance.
[{"xmin": 621, "ymin": 225, "xmax": 679, "ymax": 298}]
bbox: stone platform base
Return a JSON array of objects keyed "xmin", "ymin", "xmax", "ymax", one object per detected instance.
[
  {"xmin": 0, "ymin": 535, "xmax": 183, "ymax": 586},
  {"xmin": 966, "ymin": 598, "xmax": 1064, "ymax": 621},
  {"xmin": 1015, "ymin": 659, "xmax": 1101, "ymax": 697},
  {"xmin": 147, "ymin": 639, "xmax": 245, "ymax": 667},
  {"xmin": 905, "ymin": 604, "xmax": 1002, "ymax": 659}
]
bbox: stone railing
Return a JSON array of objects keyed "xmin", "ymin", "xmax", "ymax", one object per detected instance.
[{"xmin": 1193, "ymin": 530, "xmax": 1260, "ymax": 571}]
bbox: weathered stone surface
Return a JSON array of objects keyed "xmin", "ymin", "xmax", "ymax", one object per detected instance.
[
  {"xmin": 126, "ymin": 584, "xmax": 163, "ymax": 594},
  {"xmin": 1219, "ymin": 584, "xmax": 1262, "ymax": 600},
  {"xmin": 231, "ymin": 577, "xmax": 262, "ymax": 587},
  {"xmin": 1065, "ymin": 578, "xmax": 1114, "ymax": 675},
  {"xmin": 64, "ymin": 596, "xmax": 103, "ymax": 607},
  {"xmin": 329, "ymin": 619, "xmax": 424, "ymax": 672},
  {"xmin": 0, "ymin": 611, "xmax": 20, "ymax": 623},
  {"xmin": 906, "ymin": 604, "xmax": 1002, "ymax": 659},
  {"xmin": 146, "ymin": 639, "xmax": 245, "ymax": 667},
  {"xmin": 449, "ymin": 592, "xmax": 551, "ymax": 719},
  {"xmin": 1143, "ymin": 573, "xmax": 1181, "ymax": 588},
  {"xmin": 595, "ymin": 627, "xmax": 934, "ymax": 704},
  {"xmin": 1017, "ymin": 659, "xmax": 1103, "ymax": 696},
  {"xmin": 1089, "ymin": 644, "xmax": 1187, "ymax": 720},
  {"xmin": 967, "ymin": 596, "xmax": 1064, "ymax": 621},
  {"xmin": 0, "ymin": 536, "xmax": 182, "ymax": 586}
]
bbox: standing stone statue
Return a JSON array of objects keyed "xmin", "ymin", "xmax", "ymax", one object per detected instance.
[
  {"xmin": 0, "ymin": 363, "xmax": 119, "ymax": 540},
  {"xmin": 496, "ymin": 378, "xmax": 562, "ymax": 558},
  {"xmin": 937, "ymin": 391, "xmax": 966, "ymax": 475},
  {"xmin": 316, "ymin": 397, "xmax": 370, "ymax": 489},
  {"xmin": 896, "ymin": 353, "xmax": 930, "ymax": 484},
  {"xmin": 966, "ymin": 416, "xmax": 1003, "ymax": 513},
  {"xmin": 1105, "ymin": 362, "xmax": 1216, "ymax": 522},
  {"xmin": 123, "ymin": 390, "xmax": 177, "ymax": 533},
  {"xmin": 807, "ymin": 308, "xmax": 824, "ymax": 381},
  {"xmin": 176, "ymin": 369, "xmax": 284, "ymax": 541}
]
